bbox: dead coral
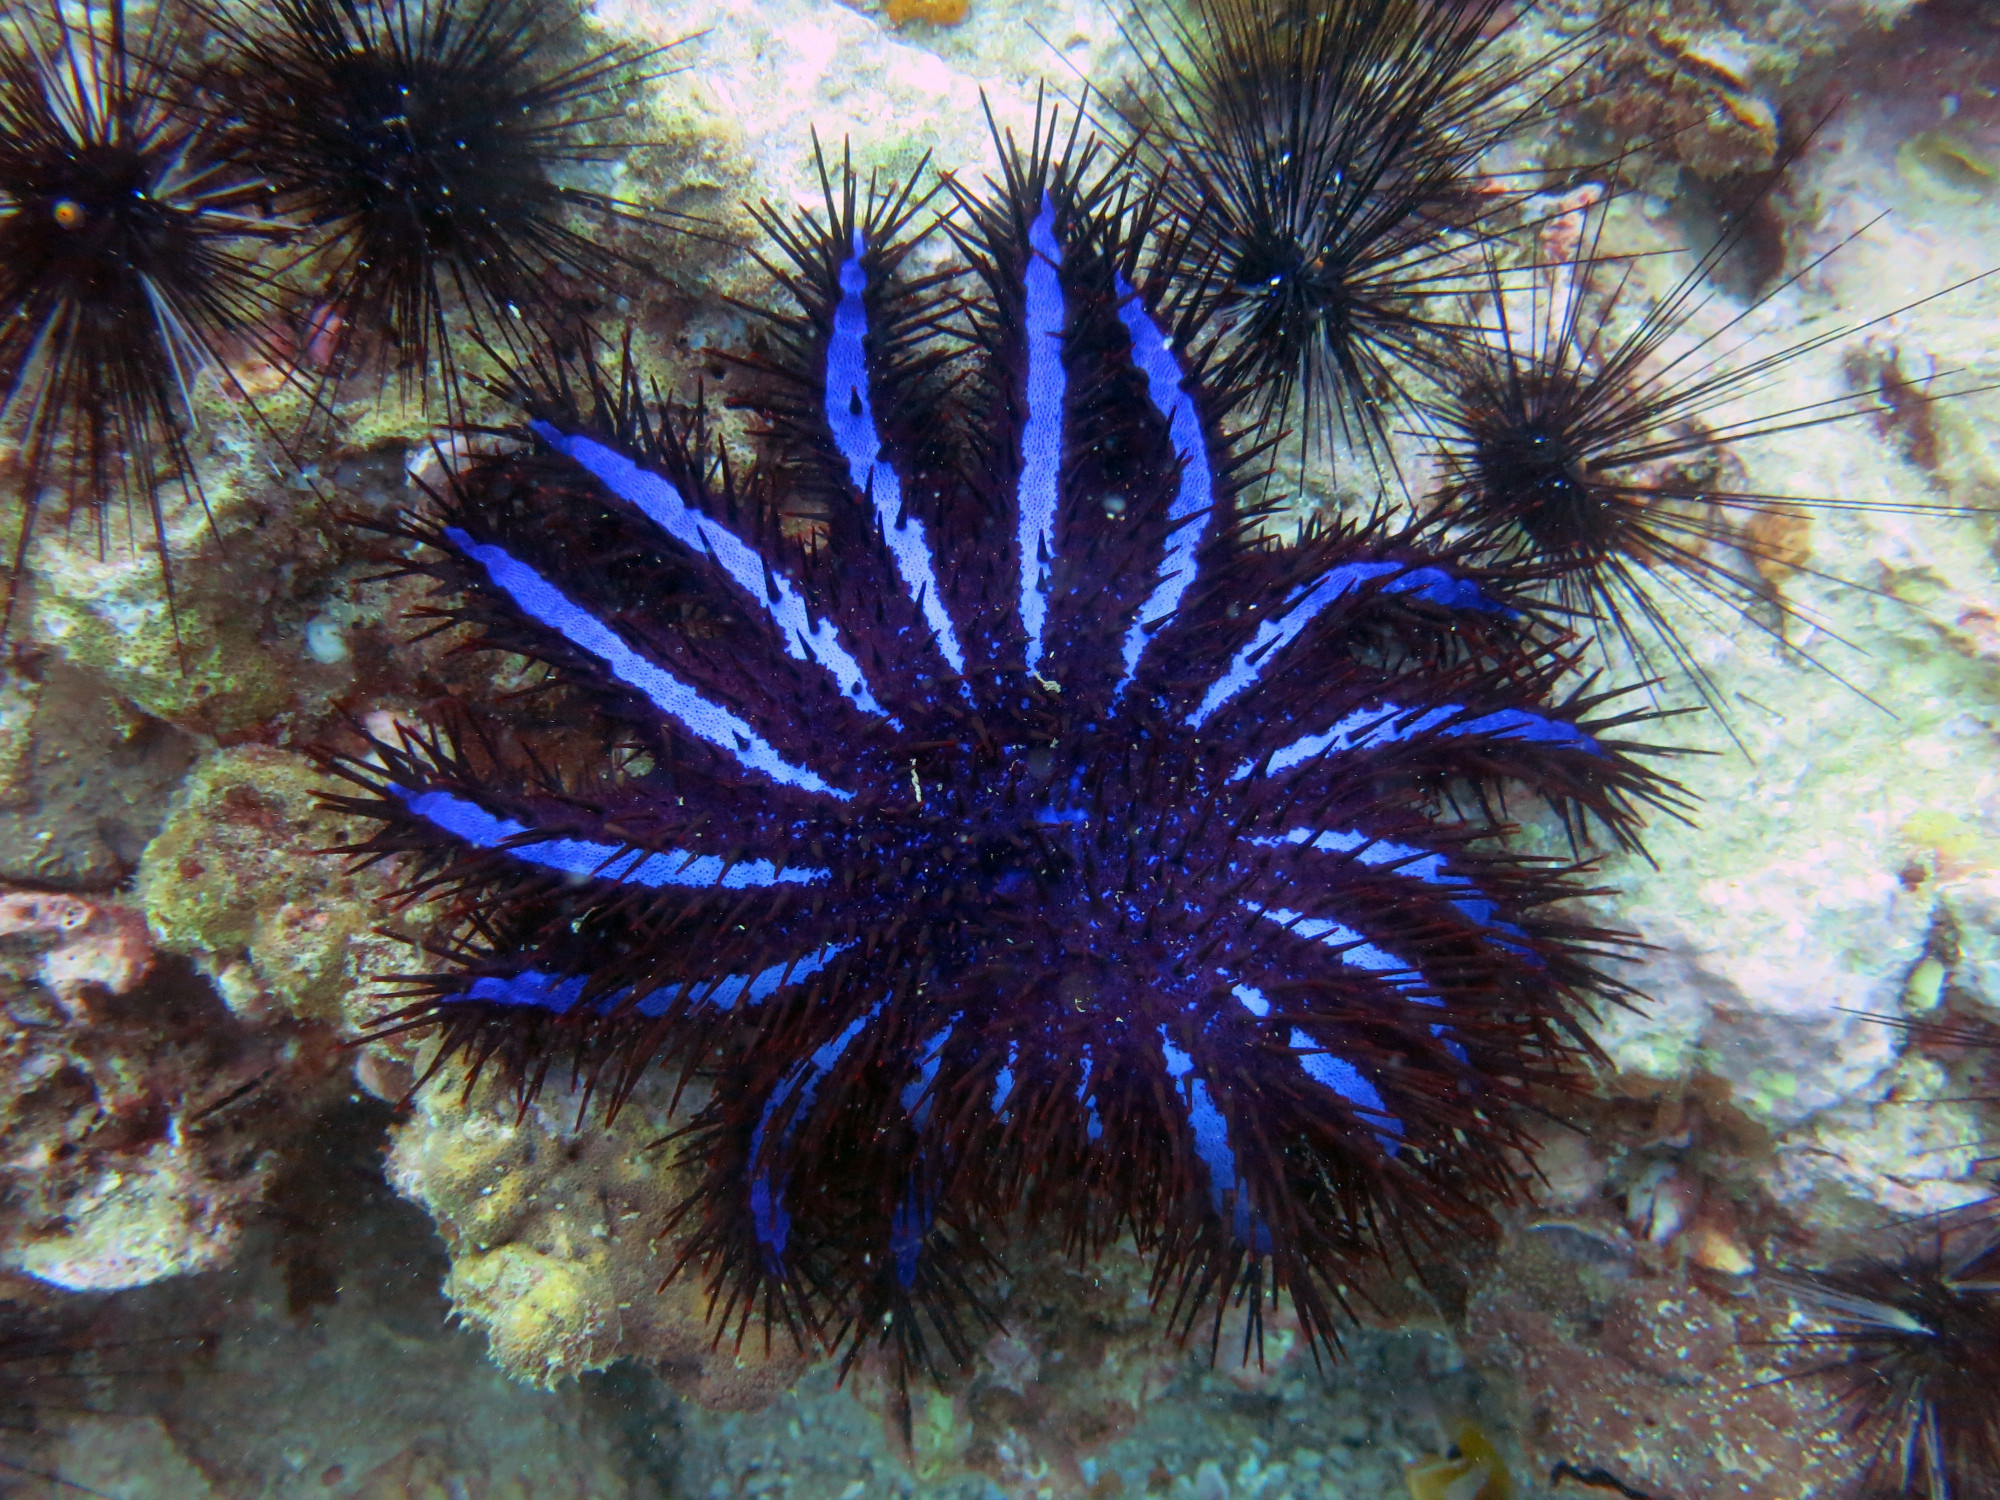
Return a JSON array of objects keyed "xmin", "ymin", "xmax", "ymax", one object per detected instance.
[{"xmin": 0, "ymin": 903, "xmax": 343, "ymax": 1291}]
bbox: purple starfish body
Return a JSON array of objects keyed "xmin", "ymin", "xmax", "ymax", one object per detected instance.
[{"xmin": 328, "ymin": 119, "xmax": 1666, "ymax": 1378}]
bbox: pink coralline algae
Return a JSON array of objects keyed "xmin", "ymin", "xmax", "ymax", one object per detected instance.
[{"xmin": 0, "ymin": 889, "xmax": 154, "ymax": 1018}]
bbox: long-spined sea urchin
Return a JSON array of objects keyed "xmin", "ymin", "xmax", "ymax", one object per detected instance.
[
  {"xmin": 210, "ymin": 0, "xmax": 692, "ymax": 419},
  {"xmin": 0, "ymin": 0, "xmax": 289, "ymax": 639},
  {"xmin": 1104, "ymin": 0, "xmax": 1604, "ymax": 478},
  {"xmin": 1415, "ymin": 190, "xmax": 1990, "ymax": 722},
  {"xmin": 1774, "ymin": 1223, "xmax": 2000, "ymax": 1499}
]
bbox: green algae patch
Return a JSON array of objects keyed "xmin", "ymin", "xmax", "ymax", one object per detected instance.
[
  {"xmin": 137, "ymin": 746, "xmax": 403, "ymax": 1026},
  {"xmin": 36, "ymin": 580, "xmax": 293, "ymax": 737},
  {"xmin": 1742, "ymin": 1068, "xmax": 1801, "ymax": 1119},
  {"xmin": 18, "ymin": 417, "xmax": 386, "ymax": 738},
  {"xmin": 18, "ymin": 419, "xmax": 298, "ymax": 735},
  {"xmin": 907, "ymin": 1387, "xmax": 971, "ymax": 1481},
  {"xmin": 0, "ymin": 669, "xmax": 38, "ymax": 805}
]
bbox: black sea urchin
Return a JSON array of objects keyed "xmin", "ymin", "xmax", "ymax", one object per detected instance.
[
  {"xmin": 322, "ymin": 118, "xmax": 1670, "ymax": 1382},
  {"xmin": 1415, "ymin": 198, "xmax": 1985, "ymax": 719},
  {"xmin": 0, "ymin": 1315, "xmax": 94, "ymax": 1494},
  {"xmin": 1108, "ymin": 0, "xmax": 1595, "ymax": 474},
  {"xmin": 0, "ymin": 1302, "xmax": 213, "ymax": 1494},
  {"xmin": 214, "ymin": 0, "xmax": 687, "ymax": 416},
  {"xmin": 0, "ymin": 0, "xmax": 288, "ymax": 637},
  {"xmin": 1775, "ymin": 1225, "xmax": 2000, "ymax": 1499}
]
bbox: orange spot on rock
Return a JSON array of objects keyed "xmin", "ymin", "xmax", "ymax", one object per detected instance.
[{"xmin": 887, "ymin": 0, "xmax": 967, "ymax": 25}]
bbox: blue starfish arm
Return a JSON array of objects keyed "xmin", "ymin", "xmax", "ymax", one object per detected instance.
[
  {"xmin": 453, "ymin": 944, "xmax": 854, "ymax": 1019},
  {"xmin": 1227, "ymin": 697, "xmax": 1600, "ymax": 782},
  {"xmin": 1219, "ymin": 981, "xmax": 1410, "ymax": 1152},
  {"xmin": 395, "ymin": 786, "xmax": 833, "ymax": 889},
  {"xmin": 1160, "ymin": 1028, "xmax": 1273, "ymax": 1252},
  {"xmin": 1111, "ymin": 266, "xmax": 1218, "ymax": 695},
  {"xmin": 738, "ymin": 143, "xmax": 977, "ymax": 713},
  {"xmin": 528, "ymin": 420, "xmax": 893, "ymax": 721},
  {"xmin": 825, "ymin": 227, "xmax": 970, "ymax": 682},
  {"xmin": 441, "ymin": 527, "xmax": 855, "ymax": 799},
  {"xmin": 747, "ymin": 1000, "xmax": 886, "ymax": 1272},
  {"xmin": 1013, "ymin": 191, "xmax": 1068, "ymax": 674}
]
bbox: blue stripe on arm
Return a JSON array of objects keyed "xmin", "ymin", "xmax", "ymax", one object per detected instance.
[
  {"xmin": 990, "ymin": 1039, "xmax": 1019, "ymax": 1117},
  {"xmin": 1290, "ymin": 1029, "xmax": 1404, "ymax": 1151},
  {"xmin": 1017, "ymin": 194, "xmax": 1067, "ymax": 674},
  {"xmin": 1245, "ymin": 903, "xmax": 1409, "ymax": 975},
  {"xmin": 1076, "ymin": 1044, "xmax": 1103, "ymax": 1142},
  {"xmin": 1229, "ymin": 982, "xmax": 1270, "ymax": 1017},
  {"xmin": 1246, "ymin": 902, "xmax": 1470, "ymax": 1064},
  {"xmin": 889, "ymin": 1181, "xmax": 934, "ymax": 1290},
  {"xmin": 673, "ymin": 941, "xmax": 854, "ymax": 1014},
  {"xmin": 1232, "ymin": 700, "xmax": 1600, "ymax": 780},
  {"xmin": 1187, "ymin": 563, "xmax": 1401, "ymax": 729},
  {"xmin": 529, "ymin": 424, "xmax": 889, "ymax": 720},
  {"xmin": 826, "ymin": 229, "xmax": 968, "ymax": 679},
  {"xmin": 749, "ymin": 1001, "xmax": 883, "ymax": 1273},
  {"xmin": 888, "ymin": 1018, "xmax": 957, "ymax": 1288},
  {"xmin": 1159, "ymin": 1030, "xmax": 1267, "ymax": 1249},
  {"xmin": 442, "ymin": 528, "xmax": 852, "ymax": 799},
  {"xmin": 1230, "ymin": 981, "xmax": 1404, "ymax": 1154},
  {"xmin": 1456, "ymin": 706, "xmax": 1602, "ymax": 746},
  {"xmin": 1232, "ymin": 705, "xmax": 1448, "ymax": 779},
  {"xmin": 399, "ymin": 787, "xmax": 831, "ymax": 888},
  {"xmin": 1386, "ymin": 566, "xmax": 1512, "ymax": 614},
  {"xmin": 898, "ymin": 1021, "xmax": 955, "ymax": 1132},
  {"xmin": 1189, "ymin": 562, "xmax": 1529, "ymax": 731},
  {"xmin": 1112, "ymin": 273, "xmax": 1213, "ymax": 693},
  {"xmin": 464, "ymin": 970, "xmax": 589, "ymax": 1013},
  {"xmin": 1159, "ymin": 1033, "xmax": 1238, "ymax": 1212},
  {"xmin": 1248, "ymin": 829, "xmax": 1534, "ymax": 951},
  {"xmin": 447, "ymin": 941, "xmax": 852, "ymax": 1021}
]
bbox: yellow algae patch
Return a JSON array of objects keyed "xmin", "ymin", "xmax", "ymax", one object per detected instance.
[
  {"xmin": 1407, "ymin": 1423, "xmax": 1512, "ymax": 1500},
  {"xmin": 1687, "ymin": 1221, "xmax": 1755, "ymax": 1277},
  {"xmin": 887, "ymin": 0, "xmax": 968, "ymax": 24},
  {"xmin": 1905, "ymin": 953, "xmax": 1948, "ymax": 1012},
  {"xmin": 1898, "ymin": 129, "xmax": 1999, "ymax": 205},
  {"xmin": 447, "ymin": 1244, "xmax": 619, "ymax": 1384},
  {"xmin": 1900, "ymin": 808, "xmax": 1995, "ymax": 877}
]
